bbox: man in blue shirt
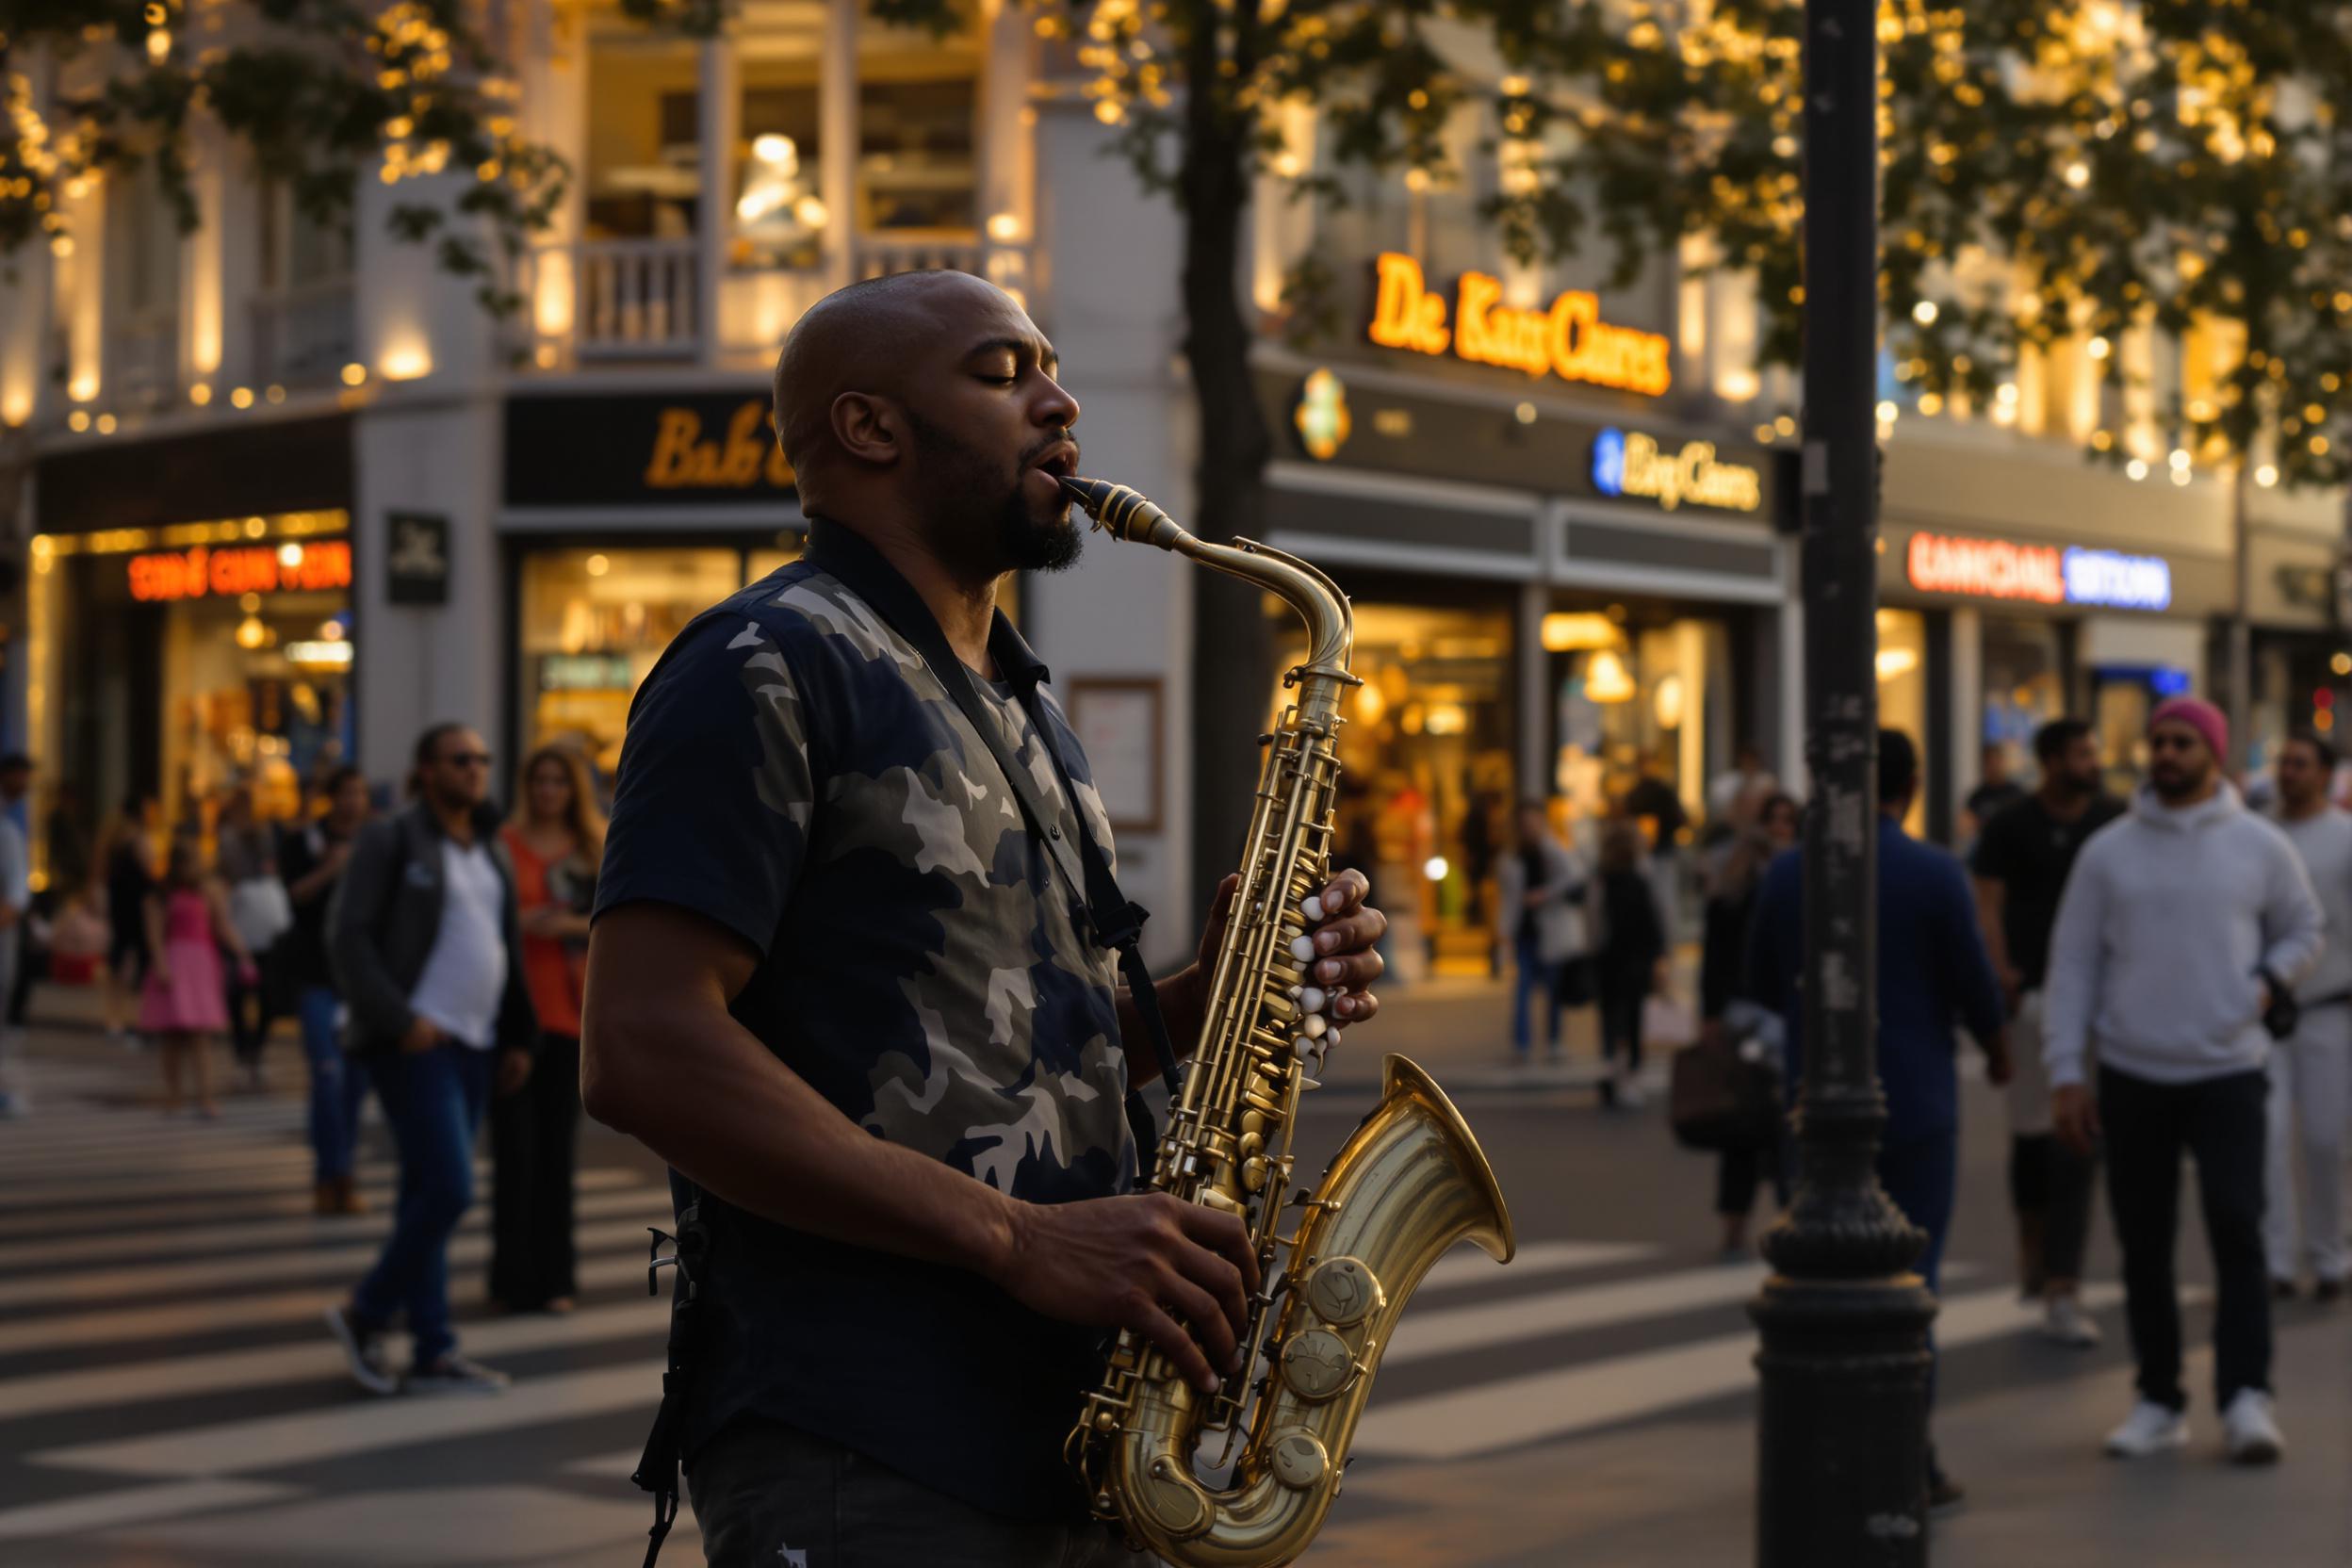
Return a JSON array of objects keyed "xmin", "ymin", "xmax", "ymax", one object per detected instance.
[{"xmin": 1750, "ymin": 728, "xmax": 2011, "ymax": 1512}]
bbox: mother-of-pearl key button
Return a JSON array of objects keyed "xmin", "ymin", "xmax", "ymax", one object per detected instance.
[
  {"xmin": 1303, "ymin": 1256, "xmax": 1380, "ymax": 1327},
  {"xmin": 1268, "ymin": 1429, "xmax": 1331, "ymax": 1490},
  {"xmin": 1279, "ymin": 1329, "xmax": 1355, "ymax": 1401}
]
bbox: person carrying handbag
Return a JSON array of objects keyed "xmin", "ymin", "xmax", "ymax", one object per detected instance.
[{"xmin": 1496, "ymin": 801, "xmax": 1590, "ymax": 1067}]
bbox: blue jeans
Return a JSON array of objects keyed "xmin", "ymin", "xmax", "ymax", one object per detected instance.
[
  {"xmin": 297, "ymin": 985, "xmax": 368, "ymax": 1183},
  {"xmin": 1511, "ymin": 930, "xmax": 1560, "ymax": 1055},
  {"xmin": 354, "ymin": 1044, "xmax": 495, "ymax": 1364}
]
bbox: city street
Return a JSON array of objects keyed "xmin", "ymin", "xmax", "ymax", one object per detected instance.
[{"xmin": 3, "ymin": 986, "xmax": 2344, "ymax": 1567}]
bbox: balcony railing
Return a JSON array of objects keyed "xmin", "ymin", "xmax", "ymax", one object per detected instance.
[
  {"xmin": 535, "ymin": 238, "xmax": 704, "ymax": 362},
  {"xmin": 521, "ymin": 230, "xmax": 1004, "ymax": 368},
  {"xmin": 252, "ymin": 277, "xmax": 357, "ymax": 387},
  {"xmin": 854, "ymin": 231, "xmax": 985, "ymax": 281}
]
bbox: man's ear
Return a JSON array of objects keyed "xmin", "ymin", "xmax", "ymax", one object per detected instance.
[{"xmin": 831, "ymin": 391, "xmax": 904, "ymax": 468}]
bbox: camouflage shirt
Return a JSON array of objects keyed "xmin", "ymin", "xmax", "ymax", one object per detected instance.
[{"xmin": 595, "ymin": 519, "xmax": 1136, "ymax": 1521}]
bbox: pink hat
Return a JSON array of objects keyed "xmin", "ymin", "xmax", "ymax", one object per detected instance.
[{"xmin": 2149, "ymin": 696, "xmax": 2228, "ymax": 762}]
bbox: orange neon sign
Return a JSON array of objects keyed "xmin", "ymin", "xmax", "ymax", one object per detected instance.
[
  {"xmin": 1365, "ymin": 252, "xmax": 1673, "ymax": 397},
  {"xmin": 126, "ymin": 541, "xmax": 353, "ymax": 604},
  {"xmin": 1903, "ymin": 532, "xmax": 2066, "ymax": 604}
]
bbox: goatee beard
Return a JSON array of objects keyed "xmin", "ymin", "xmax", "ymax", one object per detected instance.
[{"xmin": 905, "ymin": 408, "xmax": 1084, "ymax": 577}]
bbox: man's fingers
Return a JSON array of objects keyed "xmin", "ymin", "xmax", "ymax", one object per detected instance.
[
  {"xmin": 1127, "ymin": 1298, "xmax": 1220, "ymax": 1395},
  {"xmin": 1176, "ymin": 1203, "xmax": 1261, "ymax": 1296},
  {"xmin": 1171, "ymin": 1236, "xmax": 1251, "ymax": 1343},
  {"xmin": 1312, "ymin": 949, "xmax": 1385, "ymax": 991},
  {"xmin": 1311, "ymin": 906, "xmax": 1387, "ymax": 957},
  {"xmin": 1209, "ymin": 874, "xmax": 1241, "ymax": 921},
  {"xmin": 1317, "ymin": 869, "xmax": 1370, "ymax": 916},
  {"xmin": 1333, "ymin": 988, "xmax": 1380, "ymax": 1024},
  {"xmin": 1155, "ymin": 1267, "xmax": 1241, "ymax": 1373}
]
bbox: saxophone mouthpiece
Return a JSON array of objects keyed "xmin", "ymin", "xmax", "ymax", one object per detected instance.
[{"xmin": 1059, "ymin": 476, "xmax": 1184, "ymax": 550}]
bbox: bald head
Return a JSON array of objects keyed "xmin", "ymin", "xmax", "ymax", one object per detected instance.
[{"xmin": 773, "ymin": 270, "xmax": 1019, "ymax": 494}]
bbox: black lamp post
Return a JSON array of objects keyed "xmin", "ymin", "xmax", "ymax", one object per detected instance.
[{"xmin": 1750, "ymin": 2, "xmax": 1938, "ymax": 1563}]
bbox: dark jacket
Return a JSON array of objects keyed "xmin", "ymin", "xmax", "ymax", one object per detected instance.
[
  {"xmin": 1748, "ymin": 816, "xmax": 2005, "ymax": 1143},
  {"xmin": 326, "ymin": 801, "xmax": 537, "ymax": 1056}
]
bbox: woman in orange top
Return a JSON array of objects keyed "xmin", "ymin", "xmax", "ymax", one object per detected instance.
[{"xmin": 489, "ymin": 744, "xmax": 604, "ymax": 1314}]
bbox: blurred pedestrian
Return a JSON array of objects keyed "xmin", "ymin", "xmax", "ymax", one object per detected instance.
[
  {"xmin": 1701, "ymin": 789, "xmax": 1797, "ymax": 1259},
  {"xmin": 141, "ymin": 834, "xmax": 258, "ymax": 1119},
  {"xmin": 1624, "ymin": 759, "xmax": 1690, "ymax": 939},
  {"xmin": 324, "ymin": 724, "xmax": 536, "ymax": 1396},
  {"xmin": 278, "ymin": 765, "xmax": 373, "ymax": 1215},
  {"xmin": 1969, "ymin": 717, "xmax": 2121, "ymax": 1348},
  {"xmin": 217, "ymin": 780, "xmax": 290, "ymax": 1090},
  {"xmin": 2046, "ymin": 696, "xmax": 2319, "ymax": 1465},
  {"xmin": 1595, "ymin": 819, "xmax": 1666, "ymax": 1109},
  {"xmin": 1707, "ymin": 741, "xmax": 1776, "ymax": 825},
  {"xmin": 1963, "ymin": 741, "xmax": 2027, "ymax": 843},
  {"xmin": 98, "ymin": 796, "xmax": 158, "ymax": 1045},
  {"xmin": 2260, "ymin": 727, "xmax": 2349, "ymax": 1304},
  {"xmin": 1494, "ymin": 800, "xmax": 1589, "ymax": 1067},
  {"xmin": 1751, "ymin": 730, "xmax": 2010, "ymax": 1511},
  {"xmin": 0, "ymin": 753, "xmax": 29, "ymax": 1118},
  {"xmin": 490, "ymin": 744, "xmax": 602, "ymax": 1315}
]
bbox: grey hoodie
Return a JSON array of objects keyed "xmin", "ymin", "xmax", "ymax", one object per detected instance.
[{"xmin": 2042, "ymin": 780, "xmax": 2323, "ymax": 1088}]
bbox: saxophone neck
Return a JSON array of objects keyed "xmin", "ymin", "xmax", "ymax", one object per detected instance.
[{"xmin": 1059, "ymin": 476, "xmax": 1354, "ymax": 690}]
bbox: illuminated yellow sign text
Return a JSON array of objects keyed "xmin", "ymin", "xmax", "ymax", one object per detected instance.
[
  {"xmin": 1366, "ymin": 253, "xmax": 1672, "ymax": 397},
  {"xmin": 644, "ymin": 400, "xmax": 795, "ymax": 490}
]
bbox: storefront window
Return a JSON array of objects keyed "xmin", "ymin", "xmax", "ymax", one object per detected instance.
[
  {"xmin": 1876, "ymin": 608, "xmax": 1928, "ymax": 836},
  {"xmin": 27, "ymin": 512, "xmax": 355, "ymax": 885},
  {"xmin": 1982, "ymin": 615, "xmax": 2066, "ymax": 782},
  {"xmin": 1546, "ymin": 603, "xmax": 1735, "ymax": 939},
  {"xmin": 1273, "ymin": 599, "xmax": 1513, "ymax": 983}
]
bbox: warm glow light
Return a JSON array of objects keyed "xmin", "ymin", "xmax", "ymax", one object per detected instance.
[
  {"xmin": 1716, "ymin": 367, "xmax": 1761, "ymax": 401},
  {"xmin": 230, "ymin": 387, "xmax": 254, "ymax": 409},
  {"xmin": 285, "ymin": 640, "xmax": 355, "ymax": 668},
  {"xmin": 189, "ymin": 383, "xmax": 212, "ymax": 406},
  {"xmin": 750, "ymin": 134, "xmax": 794, "ymax": 165},
  {"xmin": 1584, "ymin": 648, "xmax": 1636, "ymax": 703},
  {"xmin": 2064, "ymin": 161, "xmax": 2089, "ymax": 188},
  {"xmin": 67, "ymin": 411, "xmax": 90, "ymax": 433},
  {"xmin": 986, "ymin": 212, "xmax": 1023, "ymax": 243},
  {"xmin": 1875, "ymin": 400, "xmax": 1900, "ymax": 423},
  {"xmin": 235, "ymin": 615, "xmax": 269, "ymax": 650},
  {"xmin": 68, "ymin": 375, "xmax": 97, "ymax": 403},
  {"xmin": 1912, "ymin": 301, "xmax": 1939, "ymax": 326},
  {"xmin": 2332, "ymin": 652, "xmax": 2351, "ymax": 678},
  {"xmin": 1542, "ymin": 613, "xmax": 1619, "ymax": 652},
  {"xmin": 278, "ymin": 544, "xmax": 305, "ymax": 568},
  {"xmin": 341, "ymin": 363, "xmax": 368, "ymax": 387},
  {"xmin": 585, "ymin": 553, "xmax": 611, "ymax": 578},
  {"xmin": 1876, "ymin": 647, "xmax": 1919, "ymax": 680},
  {"xmin": 2256, "ymin": 464, "xmax": 2280, "ymax": 488},
  {"xmin": 94, "ymin": 413, "xmax": 116, "ymax": 434},
  {"xmin": 1423, "ymin": 857, "xmax": 1451, "ymax": 882},
  {"xmin": 380, "ymin": 346, "xmax": 433, "ymax": 382},
  {"xmin": 792, "ymin": 196, "xmax": 828, "ymax": 229},
  {"xmin": 2126, "ymin": 459, "xmax": 2148, "ymax": 481},
  {"xmin": 2087, "ymin": 335, "xmax": 2113, "ymax": 360}
]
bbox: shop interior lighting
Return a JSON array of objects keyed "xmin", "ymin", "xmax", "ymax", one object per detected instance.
[
  {"xmin": 285, "ymin": 641, "xmax": 354, "ymax": 669},
  {"xmin": 1876, "ymin": 647, "xmax": 1919, "ymax": 680},
  {"xmin": 94, "ymin": 414, "xmax": 116, "ymax": 433},
  {"xmin": 1583, "ymin": 648, "xmax": 1636, "ymax": 703},
  {"xmin": 1423, "ymin": 856, "xmax": 1450, "ymax": 883},
  {"xmin": 585, "ymin": 553, "xmax": 611, "ymax": 578},
  {"xmin": 278, "ymin": 544, "xmax": 305, "ymax": 568},
  {"xmin": 230, "ymin": 387, "xmax": 254, "ymax": 409},
  {"xmin": 1541, "ymin": 612, "xmax": 1620, "ymax": 652},
  {"xmin": 1912, "ymin": 301, "xmax": 1938, "ymax": 325},
  {"xmin": 235, "ymin": 615, "xmax": 270, "ymax": 651},
  {"xmin": 2125, "ymin": 458, "xmax": 2148, "ymax": 481},
  {"xmin": 341, "ymin": 364, "xmax": 368, "ymax": 386},
  {"xmin": 67, "ymin": 411, "xmax": 90, "ymax": 433},
  {"xmin": 380, "ymin": 347, "xmax": 433, "ymax": 382},
  {"xmin": 188, "ymin": 383, "xmax": 212, "ymax": 406},
  {"xmin": 1654, "ymin": 674, "xmax": 1686, "ymax": 730}
]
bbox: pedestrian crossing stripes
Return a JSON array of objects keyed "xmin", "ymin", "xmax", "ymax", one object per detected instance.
[{"xmin": 0, "ymin": 1043, "xmax": 2208, "ymax": 1560}]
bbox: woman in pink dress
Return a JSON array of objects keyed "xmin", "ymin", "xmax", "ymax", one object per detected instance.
[{"xmin": 141, "ymin": 835, "xmax": 258, "ymax": 1118}]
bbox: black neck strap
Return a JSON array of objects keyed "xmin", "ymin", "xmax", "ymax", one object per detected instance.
[{"xmin": 803, "ymin": 518, "xmax": 1182, "ymax": 1093}]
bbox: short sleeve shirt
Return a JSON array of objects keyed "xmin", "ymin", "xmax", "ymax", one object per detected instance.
[
  {"xmin": 595, "ymin": 542, "xmax": 1134, "ymax": 1521},
  {"xmin": 1969, "ymin": 793, "xmax": 2126, "ymax": 988}
]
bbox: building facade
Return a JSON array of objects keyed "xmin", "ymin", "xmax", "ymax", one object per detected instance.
[{"xmin": 2, "ymin": 2, "xmax": 2344, "ymax": 969}]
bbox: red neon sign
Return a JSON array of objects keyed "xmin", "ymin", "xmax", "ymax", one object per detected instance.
[
  {"xmin": 1903, "ymin": 531, "xmax": 2065, "ymax": 604},
  {"xmin": 126, "ymin": 541, "xmax": 353, "ymax": 604}
]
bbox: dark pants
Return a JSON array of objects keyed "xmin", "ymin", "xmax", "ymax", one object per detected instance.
[
  {"xmin": 689, "ymin": 1419, "xmax": 1142, "ymax": 1568},
  {"xmin": 1879, "ymin": 1130, "xmax": 1958, "ymax": 1486},
  {"xmin": 225, "ymin": 956, "xmax": 277, "ymax": 1069},
  {"xmin": 1717, "ymin": 1135, "xmax": 1787, "ymax": 1218},
  {"xmin": 2008, "ymin": 1131, "xmax": 2099, "ymax": 1282},
  {"xmin": 296, "ymin": 983, "xmax": 368, "ymax": 1184},
  {"xmin": 1510, "ymin": 930, "xmax": 1560, "ymax": 1056},
  {"xmin": 489, "ymin": 1031, "xmax": 580, "ymax": 1309},
  {"xmin": 2099, "ymin": 1063, "xmax": 2272, "ymax": 1411},
  {"xmin": 353, "ymin": 1043, "xmax": 494, "ymax": 1365},
  {"xmin": 1597, "ymin": 973, "xmax": 1644, "ymax": 1072}
]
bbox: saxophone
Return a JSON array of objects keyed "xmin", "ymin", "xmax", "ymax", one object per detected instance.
[{"xmin": 1058, "ymin": 476, "xmax": 1516, "ymax": 1567}]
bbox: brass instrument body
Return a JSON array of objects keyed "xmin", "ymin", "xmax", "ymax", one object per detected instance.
[{"xmin": 1060, "ymin": 477, "xmax": 1515, "ymax": 1568}]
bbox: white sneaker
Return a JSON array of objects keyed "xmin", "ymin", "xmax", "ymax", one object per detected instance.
[
  {"xmin": 2221, "ymin": 1389, "xmax": 2283, "ymax": 1465},
  {"xmin": 2103, "ymin": 1400, "xmax": 2190, "ymax": 1458},
  {"xmin": 2040, "ymin": 1295, "xmax": 2102, "ymax": 1348}
]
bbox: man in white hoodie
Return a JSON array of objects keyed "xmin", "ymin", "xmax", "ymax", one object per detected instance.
[
  {"xmin": 2262, "ymin": 728, "xmax": 2350, "ymax": 1303},
  {"xmin": 2044, "ymin": 696, "xmax": 2322, "ymax": 1466}
]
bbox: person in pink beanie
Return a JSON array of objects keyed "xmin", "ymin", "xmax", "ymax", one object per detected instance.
[{"xmin": 2042, "ymin": 695, "xmax": 2322, "ymax": 1465}]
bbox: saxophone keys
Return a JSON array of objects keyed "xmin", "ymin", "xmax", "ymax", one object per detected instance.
[
  {"xmin": 1277, "ymin": 1328, "xmax": 1356, "ymax": 1401},
  {"xmin": 1300, "ymin": 1012, "xmax": 1328, "ymax": 1039},
  {"xmin": 1303, "ymin": 1256, "xmax": 1383, "ymax": 1327},
  {"xmin": 1289, "ymin": 934, "xmax": 1317, "ymax": 961},
  {"xmin": 1301, "ymin": 893, "xmax": 1326, "ymax": 922},
  {"xmin": 1298, "ymin": 985, "xmax": 1328, "ymax": 1014},
  {"xmin": 1240, "ymin": 1156, "xmax": 1269, "ymax": 1193},
  {"xmin": 1267, "ymin": 1429, "xmax": 1331, "ymax": 1491}
]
